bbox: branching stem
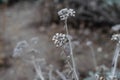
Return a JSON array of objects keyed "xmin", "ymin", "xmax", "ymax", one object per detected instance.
[
  {"xmin": 111, "ymin": 44, "xmax": 120, "ymax": 78},
  {"xmin": 64, "ymin": 19, "xmax": 79, "ymax": 80}
]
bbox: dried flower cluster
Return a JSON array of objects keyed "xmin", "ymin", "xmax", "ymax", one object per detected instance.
[
  {"xmin": 53, "ymin": 8, "xmax": 79, "ymax": 80},
  {"xmin": 13, "ymin": 40, "xmax": 28, "ymax": 57},
  {"xmin": 52, "ymin": 33, "xmax": 68, "ymax": 47},
  {"xmin": 58, "ymin": 8, "xmax": 75, "ymax": 20},
  {"xmin": 13, "ymin": 37, "xmax": 39, "ymax": 57}
]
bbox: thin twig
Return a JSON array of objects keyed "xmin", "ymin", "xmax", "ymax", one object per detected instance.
[
  {"xmin": 111, "ymin": 44, "xmax": 120, "ymax": 78},
  {"xmin": 64, "ymin": 19, "xmax": 79, "ymax": 80},
  {"xmin": 56, "ymin": 70, "xmax": 67, "ymax": 80},
  {"xmin": 32, "ymin": 58, "xmax": 45, "ymax": 80}
]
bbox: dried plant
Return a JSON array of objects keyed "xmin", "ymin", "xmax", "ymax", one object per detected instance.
[
  {"xmin": 11, "ymin": 5, "xmax": 120, "ymax": 80},
  {"xmin": 12, "ymin": 37, "xmax": 46, "ymax": 80},
  {"xmin": 108, "ymin": 34, "xmax": 120, "ymax": 80},
  {"xmin": 52, "ymin": 8, "xmax": 79, "ymax": 80},
  {"xmin": 52, "ymin": 33, "xmax": 68, "ymax": 47}
]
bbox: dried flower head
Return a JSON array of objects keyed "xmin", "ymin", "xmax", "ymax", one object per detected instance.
[
  {"xmin": 111, "ymin": 34, "xmax": 120, "ymax": 43},
  {"xmin": 13, "ymin": 40, "xmax": 29, "ymax": 57},
  {"xmin": 52, "ymin": 33, "xmax": 68, "ymax": 47},
  {"xmin": 99, "ymin": 76, "xmax": 106, "ymax": 80},
  {"xmin": 58, "ymin": 8, "xmax": 75, "ymax": 20}
]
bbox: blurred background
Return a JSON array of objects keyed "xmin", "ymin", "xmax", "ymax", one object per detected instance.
[{"xmin": 0, "ymin": 0, "xmax": 120, "ymax": 80}]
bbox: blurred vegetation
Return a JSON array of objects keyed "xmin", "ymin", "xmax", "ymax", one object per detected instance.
[{"xmin": 1, "ymin": 0, "xmax": 120, "ymax": 28}]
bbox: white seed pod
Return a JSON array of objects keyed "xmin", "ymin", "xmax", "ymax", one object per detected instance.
[{"xmin": 52, "ymin": 33, "xmax": 68, "ymax": 47}]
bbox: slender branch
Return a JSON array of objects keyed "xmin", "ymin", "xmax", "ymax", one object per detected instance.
[
  {"xmin": 32, "ymin": 59, "xmax": 45, "ymax": 80},
  {"xmin": 111, "ymin": 44, "xmax": 120, "ymax": 78},
  {"xmin": 64, "ymin": 19, "xmax": 79, "ymax": 80},
  {"xmin": 56, "ymin": 70, "xmax": 67, "ymax": 80},
  {"xmin": 49, "ymin": 65, "xmax": 53, "ymax": 80}
]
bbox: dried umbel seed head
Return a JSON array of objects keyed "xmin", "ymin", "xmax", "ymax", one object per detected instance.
[
  {"xmin": 13, "ymin": 40, "xmax": 29, "ymax": 57},
  {"xmin": 52, "ymin": 33, "xmax": 68, "ymax": 47},
  {"xmin": 111, "ymin": 34, "xmax": 120, "ymax": 43},
  {"xmin": 58, "ymin": 8, "xmax": 75, "ymax": 20}
]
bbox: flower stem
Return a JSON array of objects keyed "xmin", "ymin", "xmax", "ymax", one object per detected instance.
[
  {"xmin": 90, "ymin": 46, "xmax": 97, "ymax": 70},
  {"xmin": 111, "ymin": 44, "xmax": 120, "ymax": 78},
  {"xmin": 32, "ymin": 57, "xmax": 45, "ymax": 80},
  {"xmin": 64, "ymin": 19, "xmax": 79, "ymax": 80}
]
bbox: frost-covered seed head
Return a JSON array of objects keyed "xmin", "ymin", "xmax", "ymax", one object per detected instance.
[
  {"xmin": 13, "ymin": 40, "xmax": 29, "ymax": 57},
  {"xmin": 52, "ymin": 33, "xmax": 68, "ymax": 47},
  {"xmin": 58, "ymin": 8, "xmax": 75, "ymax": 20},
  {"xmin": 111, "ymin": 34, "xmax": 120, "ymax": 44}
]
